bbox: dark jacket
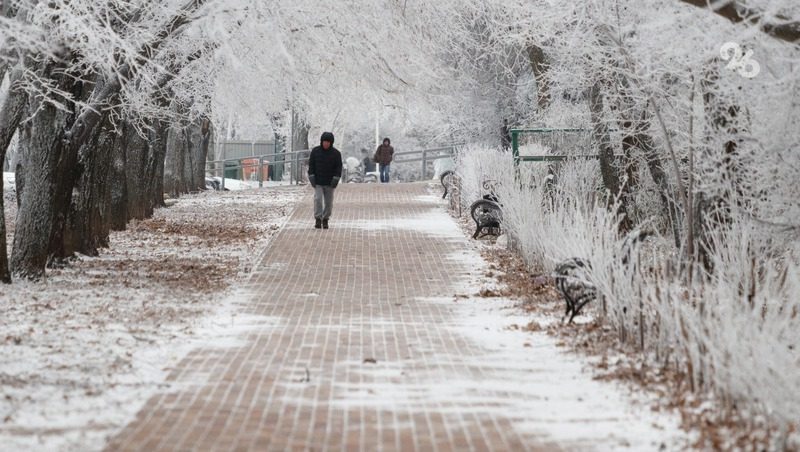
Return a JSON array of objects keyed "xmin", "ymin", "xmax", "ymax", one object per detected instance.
[
  {"xmin": 308, "ymin": 133, "xmax": 343, "ymax": 186},
  {"xmin": 374, "ymin": 144, "xmax": 394, "ymax": 165}
]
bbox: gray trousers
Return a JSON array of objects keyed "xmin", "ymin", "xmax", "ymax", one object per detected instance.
[{"xmin": 314, "ymin": 185, "xmax": 335, "ymax": 219}]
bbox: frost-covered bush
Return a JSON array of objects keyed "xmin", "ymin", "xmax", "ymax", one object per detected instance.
[
  {"xmin": 457, "ymin": 145, "xmax": 800, "ymax": 432},
  {"xmin": 457, "ymin": 147, "xmax": 613, "ymax": 272},
  {"xmin": 651, "ymin": 222, "xmax": 800, "ymax": 425}
]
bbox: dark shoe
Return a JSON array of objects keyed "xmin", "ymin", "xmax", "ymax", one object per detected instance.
[
  {"xmin": 315, "ymin": 218, "xmax": 322, "ymax": 229},
  {"xmin": 322, "ymin": 219, "xmax": 329, "ymax": 229}
]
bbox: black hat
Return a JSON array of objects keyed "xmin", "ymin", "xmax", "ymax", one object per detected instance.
[{"xmin": 321, "ymin": 131, "xmax": 335, "ymax": 145}]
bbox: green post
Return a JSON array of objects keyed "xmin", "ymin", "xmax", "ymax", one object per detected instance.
[{"xmin": 511, "ymin": 129, "xmax": 520, "ymax": 167}]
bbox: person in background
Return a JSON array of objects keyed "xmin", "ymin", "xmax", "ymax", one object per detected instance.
[
  {"xmin": 373, "ymin": 137, "xmax": 394, "ymax": 183},
  {"xmin": 308, "ymin": 131, "xmax": 343, "ymax": 229},
  {"xmin": 361, "ymin": 148, "xmax": 376, "ymax": 175}
]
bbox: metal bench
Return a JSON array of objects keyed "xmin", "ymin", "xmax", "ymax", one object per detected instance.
[
  {"xmin": 470, "ymin": 194, "xmax": 502, "ymax": 239},
  {"xmin": 470, "ymin": 179, "xmax": 502, "ymax": 239},
  {"xmin": 552, "ymin": 229, "xmax": 653, "ymax": 323},
  {"xmin": 440, "ymin": 170, "xmax": 455, "ymax": 199},
  {"xmin": 553, "ymin": 258, "xmax": 596, "ymax": 323}
]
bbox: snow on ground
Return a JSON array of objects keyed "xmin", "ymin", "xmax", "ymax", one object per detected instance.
[
  {"xmin": 444, "ymin": 296, "xmax": 685, "ymax": 450},
  {"xmin": 326, "ymin": 194, "xmax": 464, "ymax": 237},
  {"xmin": 0, "ymin": 186, "xmax": 305, "ymax": 451},
  {"xmin": 332, "ymin": 208, "xmax": 464, "ymax": 238},
  {"xmin": 210, "ymin": 177, "xmax": 294, "ymax": 191}
]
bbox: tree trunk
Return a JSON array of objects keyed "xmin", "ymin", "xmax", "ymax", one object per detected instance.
[
  {"xmin": 0, "ymin": 66, "xmax": 26, "ymax": 162},
  {"xmin": 63, "ymin": 121, "xmax": 117, "ymax": 256},
  {"xmin": 0, "ymin": 169, "xmax": 7, "ymax": 282},
  {"xmin": 125, "ymin": 126, "xmax": 150, "ymax": 221},
  {"xmin": 201, "ymin": 117, "xmax": 213, "ymax": 183},
  {"xmin": 619, "ymin": 105, "xmax": 683, "ymax": 244},
  {"xmin": 695, "ymin": 65, "xmax": 749, "ymax": 270},
  {"xmin": 184, "ymin": 124, "xmax": 196, "ymax": 191},
  {"xmin": 47, "ymin": 78, "xmax": 94, "ymax": 263},
  {"xmin": 292, "ymin": 117, "xmax": 310, "ymax": 151},
  {"xmin": 11, "ymin": 89, "xmax": 76, "ymax": 279},
  {"xmin": 526, "ymin": 44, "xmax": 550, "ymax": 112},
  {"xmin": 0, "ymin": 67, "xmax": 27, "ymax": 283},
  {"xmin": 620, "ymin": 119, "xmax": 639, "ymax": 195},
  {"xmin": 589, "ymin": 82, "xmax": 622, "ymax": 196},
  {"xmin": 700, "ymin": 67, "xmax": 746, "ymax": 199},
  {"xmin": 588, "ymin": 81, "xmax": 630, "ymax": 230},
  {"xmin": 187, "ymin": 117, "xmax": 211, "ymax": 191},
  {"xmin": 292, "ymin": 117, "xmax": 310, "ymax": 183},
  {"xmin": 632, "ymin": 111, "xmax": 683, "ymax": 245},
  {"xmin": 147, "ymin": 120, "xmax": 168, "ymax": 212},
  {"xmin": 616, "ymin": 97, "xmax": 641, "ymax": 223},
  {"xmin": 163, "ymin": 122, "xmax": 187, "ymax": 197},
  {"xmin": 108, "ymin": 125, "xmax": 129, "ymax": 231}
]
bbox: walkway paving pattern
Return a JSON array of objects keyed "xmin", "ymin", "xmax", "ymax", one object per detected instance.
[{"xmin": 105, "ymin": 184, "xmax": 571, "ymax": 451}]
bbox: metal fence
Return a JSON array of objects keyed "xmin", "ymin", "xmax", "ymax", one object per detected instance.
[
  {"xmin": 205, "ymin": 144, "xmax": 459, "ymax": 190},
  {"xmin": 205, "ymin": 149, "xmax": 310, "ymax": 190},
  {"xmin": 391, "ymin": 145, "xmax": 458, "ymax": 180},
  {"xmin": 216, "ymin": 140, "xmax": 280, "ymax": 161}
]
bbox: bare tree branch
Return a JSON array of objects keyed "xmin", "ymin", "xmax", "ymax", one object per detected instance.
[
  {"xmin": 677, "ymin": 0, "xmax": 800, "ymax": 43},
  {"xmin": 64, "ymin": 0, "xmax": 208, "ymax": 149}
]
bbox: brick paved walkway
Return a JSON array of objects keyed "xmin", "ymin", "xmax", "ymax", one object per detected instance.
[{"xmin": 106, "ymin": 183, "xmax": 560, "ymax": 451}]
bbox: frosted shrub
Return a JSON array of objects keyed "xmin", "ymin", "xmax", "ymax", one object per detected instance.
[
  {"xmin": 458, "ymin": 145, "xmax": 800, "ymax": 433},
  {"xmin": 669, "ymin": 223, "xmax": 799, "ymax": 424},
  {"xmin": 457, "ymin": 146, "xmax": 617, "ymax": 273},
  {"xmin": 453, "ymin": 145, "xmax": 511, "ymax": 212}
]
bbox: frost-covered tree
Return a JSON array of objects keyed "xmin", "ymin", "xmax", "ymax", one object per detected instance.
[
  {"xmin": 0, "ymin": 0, "xmax": 456, "ymax": 280},
  {"xmin": 0, "ymin": 0, "xmax": 220, "ymax": 279}
]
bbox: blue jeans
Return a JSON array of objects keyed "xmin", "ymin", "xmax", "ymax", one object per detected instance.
[{"xmin": 380, "ymin": 164, "xmax": 390, "ymax": 183}]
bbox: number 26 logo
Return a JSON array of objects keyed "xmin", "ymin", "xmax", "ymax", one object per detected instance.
[{"xmin": 720, "ymin": 42, "xmax": 760, "ymax": 79}]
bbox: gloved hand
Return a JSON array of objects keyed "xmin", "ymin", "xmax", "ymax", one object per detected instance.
[
  {"xmin": 309, "ymin": 174, "xmax": 316, "ymax": 187},
  {"xmin": 331, "ymin": 176, "xmax": 340, "ymax": 188}
]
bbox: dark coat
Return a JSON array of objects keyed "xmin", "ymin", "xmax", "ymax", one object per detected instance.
[
  {"xmin": 308, "ymin": 141, "xmax": 343, "ymax": 186},
  {"xmin": 374, "ymin": 144, "xmax": 394, "ymax": 165}
]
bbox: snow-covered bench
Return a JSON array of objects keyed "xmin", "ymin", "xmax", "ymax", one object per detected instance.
[
  {"xmin": 470, "ymin": 194, "xmax": 502, "ymax": 239},
  {"xmin": 553, "ymin": 229, "xmax": 653, "ymax": 323},
  {"xmin": 553, "ymin": 258, "xmax": 596, "ymax": 323},
  {"xmin": 469, "ymin": 179, "xmax": 502, "ymax": 239}
]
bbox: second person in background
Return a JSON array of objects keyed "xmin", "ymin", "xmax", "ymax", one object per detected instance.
[{"xmin": 374, "ymin": 137, "xmax": 394, "ymax": 183}]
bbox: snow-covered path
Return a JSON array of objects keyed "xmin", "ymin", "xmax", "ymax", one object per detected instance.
[{"xmin": 106, "ymin": 183, "xmax": 684, "ymax": 451}]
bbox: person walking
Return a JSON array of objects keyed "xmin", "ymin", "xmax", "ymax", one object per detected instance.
[
  {"xmin": 308, "ymin": 131, "xmax": 343, "ymax": 229},
  {"xmin": 374, "ymin": 138, "xmax": 394, "ymax": 183}
]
